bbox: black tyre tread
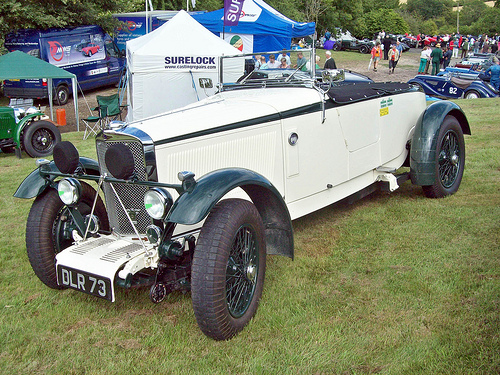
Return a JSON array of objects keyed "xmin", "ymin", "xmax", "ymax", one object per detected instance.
[
  {"xmin": 23, "ymin": 120, "xmax": 61, "ymax": 158},
  {"xmin": 55, "ymin": 85, "xmax": 70, "ymax": 105},
  {"xmin": 26, "ymin": 182, "xmax": 109, "ymax": 289},
  {"xmin": 192, "ymin": 199, "xmax": 266, "ymax": 340},
  {"xmin": 422, "ymin": 115, "xmax": 465, "ymax": 198},
  {"xmin": 465, "ymin": 90, "xmax": 479, "ymax": 99}
]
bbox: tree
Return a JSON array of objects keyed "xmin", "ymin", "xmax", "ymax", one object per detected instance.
[
  {"xmin": 421, "ymin": 19, "xmax": 439, "ymax": 35},
  {"xmin": 0, "ymin": 0, "xmax": 141, "ymax": 42},
  {"xmin": 362, "ymin": 0, "xmax": 400, "ymax": 13},
  {"xmin": 459, "ymin": 0, "xmax": 488, "ymax": 27},
  {"xmin": 363, "ymin": 9, "xmax": 409, "ymax": 38},
  {"xmin": 302, "ymin": 0, "xmax": 334, "ymax": 27},
  {"xmin": 469, "ymin": 7, "xmax": 500, "ymax": 34},
  {"xmin": 406, "ymin": 0, "xmax": 454, "ymax": 20}
]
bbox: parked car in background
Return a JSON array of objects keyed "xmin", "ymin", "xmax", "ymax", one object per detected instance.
[
  {"xmin": 0, "ymin": 100, "xmax": 61, "ymax": 157},
  {"xmin": 454, "ymin": 53, "xmax": 497, "ymax": 70},
  {"xmin": 399, "ymin": 42, "xmax": 411, "ymax": 53},
  {"xmin": 439, "ymin": 66, "xmax": 491, "ymax": 82},
  {"xmin": 408, "ymin": 72, "xmax": 498, "ymax": 99},
  {"xmin": 399, "ymin": 35, "xmax": 417, "ymax": 48},
  {"xmin": 16, "ymin": 49, "xmax": 470, "ymax": 341},
  {"xmin": 424, "ymin": 36, "xmax": 438, "ymax": 46},
  {"xmin": 333, "ymin": 36, "xmax": 374, "ymax": 54}
]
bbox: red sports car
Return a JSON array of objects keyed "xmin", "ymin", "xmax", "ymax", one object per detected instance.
[
  {"xmin": 82, "ymin": 43, "xmax": 100, "ymax": 56},
  {"xmin": 424, "ymin": 36, "xmax": 438, "ymax": 46}
]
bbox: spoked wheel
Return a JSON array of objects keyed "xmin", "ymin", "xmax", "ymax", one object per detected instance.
[
  {"xmin": 423, "ymin": 115, "xmax": 465, "ymax": 198},
  {"xmin": 26, "ymin": 182, "xmax": 109, "ymax": 289},
  {"xmin": 23, "ymin": 120, "xmax": 61, "ymax": 158},
  {"xmin": 192, "ymin": 199, "xmax": 266, "ymax": 340}
]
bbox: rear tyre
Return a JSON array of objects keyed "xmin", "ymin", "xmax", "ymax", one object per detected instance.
[
  {"xmin": 464, "ymin": 90, "xmax": 480, "ymax": 99},
  {"xmin": 26, "ymin": 182, "xmax": 109, "ymax": 289},
  {"xmin": 192, "ymin": 199, "xmax": 266, "ymax": 340},
  {"xmin": 422, "ymin": 115, "xmax": 465, "ymax": 198},
  {"xmin": 54, "ymin": 85, "xmax": 70, "ymax": 105},
  {"xmin": 22, "ymin": 120, "xmax": 61, "ymax": 158},
  {"xmin": 359, "ymin": 45, "xmax": 369, "ymax": 54}
]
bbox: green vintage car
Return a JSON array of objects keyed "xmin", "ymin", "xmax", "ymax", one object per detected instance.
[{"xmin": 0, "ymin": 104, "xmax": 61, "ymax": 157}]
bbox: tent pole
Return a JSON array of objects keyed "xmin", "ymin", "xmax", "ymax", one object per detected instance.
[
  {"xmin": 73, "ymin": 77, "xmax": 79, "ymax": 131},
  {"xmin": 48, "ymin": 78, "xmax": 54, "ymax": 122}
]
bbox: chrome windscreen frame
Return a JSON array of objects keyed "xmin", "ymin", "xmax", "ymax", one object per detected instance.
[{"xmin": 218, "ymin": 48, "xmax": 318, "ymax": 92}]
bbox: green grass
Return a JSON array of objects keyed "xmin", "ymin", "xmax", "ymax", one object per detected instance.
[{"xmin": 1, "ymin": 99, "xmax": 499, "ymax": 374}]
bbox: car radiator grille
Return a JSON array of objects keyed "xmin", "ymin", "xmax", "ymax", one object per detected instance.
[{"xmin": 96, "ymin": 140, "xmax": 151, "ymax": 235}]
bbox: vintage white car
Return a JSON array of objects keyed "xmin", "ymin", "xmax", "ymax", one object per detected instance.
[{"xmin": 15, "ymin": 50, "xmax": 470, "ymax": 340}]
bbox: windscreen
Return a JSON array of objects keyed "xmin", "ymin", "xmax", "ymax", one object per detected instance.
[{"xmin": 220, "ymin": 49, "xmax": 315, "ymax": 88}]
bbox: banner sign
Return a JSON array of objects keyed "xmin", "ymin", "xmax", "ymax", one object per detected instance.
[{"xmin": 224, "ymin": 0, "xmax": 245, "ymax": 26}]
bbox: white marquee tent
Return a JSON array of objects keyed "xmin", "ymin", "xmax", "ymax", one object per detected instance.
[{"xmin": 126, "ymin": 10, "xmax": 243, "ymax": 122}]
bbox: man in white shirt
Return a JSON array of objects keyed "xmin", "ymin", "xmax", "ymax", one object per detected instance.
[
  {"xmin": 267, "ymin": 54, "xmax": 280, "ymax": 68},
  {"xmin": 276, "ymin": 49, "xmax": 291, "ymax": 66}
]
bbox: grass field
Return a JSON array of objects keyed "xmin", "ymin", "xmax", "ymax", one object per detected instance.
[{"xmin": 0, "ymin": 98, "xmax": 499, "ymax": 374}]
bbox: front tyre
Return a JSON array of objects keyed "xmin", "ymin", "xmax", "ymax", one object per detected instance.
[
  {"xmin": 26, "ymin": 182, "xmax": 109, "ymax": 289},
  {"xmin": 423, "ymin": 115, "xmax": 465, "ymax": 198},
  {"xmin": 23, "ymin": 120, "xmax": 61, "ymax": 158},
  {"xmin": 359, "ymin": 45, "xmax": 369, "ymax": 54},
  {"xmin": 192, "ymin": 199, "xmax": 266, "ymax": 340}
]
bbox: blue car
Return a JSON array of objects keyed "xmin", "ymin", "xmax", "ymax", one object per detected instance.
[
  {"xmin": 408, "ymin": 72, "xmax": 498, "ymax": 99},
  {"xmin": 438, "ymin": 67, "xmax": 492, "ymax": 83}
]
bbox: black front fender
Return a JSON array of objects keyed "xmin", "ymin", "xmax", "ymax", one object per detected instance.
[
  {"xmin": 167, "ymin": 168, "xmax": 294, "ymax": 259},
  {"xmin": 410, "ymin": 100, "xmax": 470, "ymax": 186},
  {"xmin": 13, "ymin": 157, "xmax": 101, "ymax": 199}
]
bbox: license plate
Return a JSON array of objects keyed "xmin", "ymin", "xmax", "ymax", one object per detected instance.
[{"xmin": 57, "ymin": 266, "xmax": 113, "ymax": 301}]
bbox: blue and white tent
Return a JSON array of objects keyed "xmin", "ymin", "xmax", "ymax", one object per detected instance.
[{"xmin": 193, "ymin": 0, "xmax": 315, "ymax": 54}]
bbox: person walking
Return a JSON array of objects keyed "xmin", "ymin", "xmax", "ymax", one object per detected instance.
[
  {"xmin": 430, "ymin": 44, "xmax": 443, "ymax": 75},
  {"xmin": 388, "ymin": 44, "xmax": 400, "ymax": 74},
  {"xmin": 371, "ymin": 42, "xmax": 382, "ymax": 71}
]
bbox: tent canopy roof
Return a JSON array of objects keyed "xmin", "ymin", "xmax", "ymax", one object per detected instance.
[
  {"xmin": 192, "ymin": 0, "xmax": 315, "ymax": 38},
  {"xmin": 0, "ymin": 50, "xmax": 76, "ymax": 80},
  {"xmin": 127, "ymin": 10, "xmax": 241, "ymax": 57}
]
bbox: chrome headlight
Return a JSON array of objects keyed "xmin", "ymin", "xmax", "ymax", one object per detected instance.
[
  {"xmin": 144, "ymin": 188, "xmax": 173, "ymax": 220},
  {"xmin": 58, "ymin": 178, "xmax": 82, "ymax": 206}
]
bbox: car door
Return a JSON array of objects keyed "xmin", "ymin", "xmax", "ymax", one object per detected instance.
[
  {"xmin": 336, "ymin": 99, "xmax": 382, "ymax": 178},
  {"xmin": 439, "ymin": 79, "xmax": 463, "ymax": 98},
  {"xmin": 282, "ymin": 99, "xmax": 348, "ymax": 205}
]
